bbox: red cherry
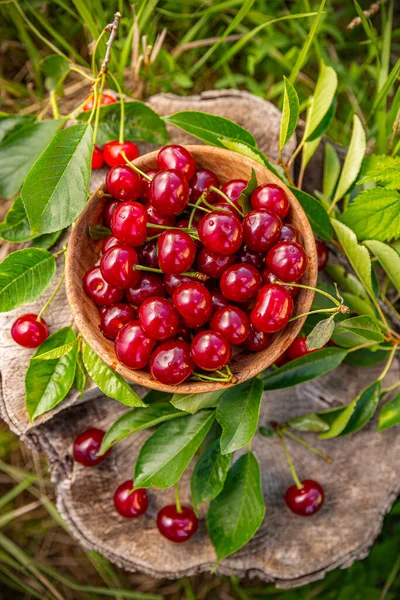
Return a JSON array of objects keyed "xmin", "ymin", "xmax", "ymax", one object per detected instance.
[
  {"xmin": 172, "ymin": 282, "xmax": 212, "ymax": 328},
  {"xmin": 102, "ymin": 236, "xmax": 120, "ymax": 254},
  {"xmin": 236, "ymin": 245, "xmax": 265, "ymax": 269},
  {"xmin": 278, "ymin": 223, "xmax": 301, "ymax": 244},
  {"xmin": 83, "ymin": 266, "xmax": 124, "ymax": 305},
  {"xmin": 100, "ymin": 245, "xmax": 140, "ymax": 289},
  {"xmin": 198, "ymin": 211, "xmax": 243, "ymax": 256},
  {"xmin": 157, "ymin": 505, "xmax": 198, "ymax": 543},
  {"xmin": 104, "ymin": 200, "xmax": 119, "ymax": 227},
  {"xmin": 158, "ymin": 230, "xmax": 196, "ymax": 274},
  {"xmin": 243, "ymin": 325, "xmax": 271, "ymax": 352},
  {"xmin": 316, "ymin": 241, "xmax": 329, "ymax": 271},
  {"xmin": 250, "ymin": 284, "xmax": 294, "ymax": 333},
  {"xmin": 139, "ymin": 297, "xmax": 180, "ymax": 340},
  {"xmin": 157, "ymin": 145, "xmax": 196, "ymax": 180},
  {"xmin": 150, "ymin": 169, "xmax": 190, "ymax": 216},
  {"xmin": 287, "ymin": 337, "xmax": 317, "ymax": 360},
  {"xmin": 106, "ymin": 165, "xmax": 143, "ymax": 202},
  {"xmin": 243, "ymin": 209, "xmax": 282, "ymax": 252},
  {"xmin": 11, "ymin": 314, "xmax": 49, "ymax": 348},
  {"xmin": 73, "ymin": 428, "xmax": 110, "ymax": 466},
  {"xmin": 82, "ymin": 93, "xmax": 116, "ymax": 111},
  {"xmin": 251, "ymin": 183, "xmax": 290, "ymax": 219},
  {"xmin": 103, "ymin": 141, "xmax": 139, "ymax": 168},
  {"xmin": 111, "ymin": 201, "xmax": 147, "ymax": 247},
  {"xmin": 261, "ymin": 267, "xmax": 299, "ymax": 298},
  {"xmin": 221, "ymin": 179, "xmax": 247, "ymax": 206},
  {"xmin": 150, "ymin": 340, "xmax": 194, "ymax": 384},
  {"xmin": 210, "ymin": 290, "xmax": 229, "ymax": 313},
  {"xmin": 274, "ymin": 350, "xmax": 289, "ymax": 367},
  {"xmin": 138, "ymin": 240, "xmax": 159, "ymax": 268},
  {"xmin": 191, "ymin": 330, "xmax": 231, "ymax": 371},
  {"xmin": 126, "ymin": 273, "xmax": 165, "ymax": 307},
  {"xmin": 210, "ymin": 305, "xmax": 250, "ymax": 345},
  {"xmin": 285, "ymin": 480, "xmax": 324, "ymax": 516},
  {"xmin": 141, "ymin": 168, "xmax": 159, "ymax": 200},
  {"xmin": 163, "ymin": 273, "xmax": 195, "ymax": 296},
  {"xmin": 100, "ymin": 303, "xmax": 137, "ymax": 340},
  {"xmin": 220, "ymin": 264, "xmax": 262, "ymax": 303},
  {"xmin": 190, "ymin": 169, "xmax": 219, "ymax": 203},
  {"xmin": 144, "ymin": 203, "xmax": 175, "ymax": 237},
  {"xmin": 213, "ymin": 202, "xmax": 240, "ymax": 218},
  {"xmin": 92, "ymin": 145, "xmax": 104, "ymax": 170},
  {"xmin": 114, "ymin": 480, "xmax": 148, "ymax": 518},
  {"xmin": 266, "ymin": 242, "xmax": 307, "ymax": 283},
  {"xmin": 115, "ymin": 321, "xmax": 156, "ymax": 369},
  {"xmin": 197, "ymin": 247, "xmax": 236, "ymax": 279}
]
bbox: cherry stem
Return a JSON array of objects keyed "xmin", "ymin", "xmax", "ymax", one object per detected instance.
[
  {"xmin": 133, "ymin": 264, "xmax": 208, "ymax": 281},
  {"xmin": 277, "ymin": 432, "xmax": 303, "ymax": 490},
  {"xmin": 188, "ymin": 191, "xmax": 208, "ymax": 229},
  {"xmin": 92, "ymin": 73, "xmax": 106, "ymax": 145},
  {"xmin": 191, "ymin": 372, "xmax": 230, "ymax": 382},
  {"xmin": 273, "ymin": 280, "xmax": 344, "ymax": 308},
  {"xmin": 282, "ymin": 429, "xmax": 332, "ymax": 463},
  {"xmin": 382, "ymin": 379, "xmax": 400, "ymax": 395},
  {"xmin": 121, "ymin": 152, "xmax": 151, "ymax": 180},
  {"xmin": 175, "ymin": 482, "xmax": 182, "ymax": 514},
  {"xmin": 377, "ymin": 344, "xmax": 398, "ymax": 382},
  {"xmin": 38, "ymin": 262, "xmax": 65, "ymax": 321},
  {"xmin": 107, "ymin": 70, "xmax": 124, "ymax": 143},
  {"xmin": 187, "ymin": 203, "xmax": 210, "ymax": 213},
  {"xmin": 289, "ymin": 307, "xmax": 338, "ymax": 323},
  {"xmin": 209, "ymin": 186, "xmax": 245, "ymax": 217}
]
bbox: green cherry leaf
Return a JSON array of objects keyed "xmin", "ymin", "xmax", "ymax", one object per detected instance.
[
  {"xmin": 238, "ymin": 168, "xmax": 258, "ymax": 214},
  {"xmin": 305, "ymin": 61, "xmax": 337, "ymax": 141},
  {"xmin": 340, "ymin": 380, "xmax": 381, "ymax": 436},
  {"xmin": 323, "ymin": 142, "xmax": 341, "ymax": 199},
  {"xmin": 32, "ymin": 338, "xmax": 78, "ymax": 360},
  {"xmin": 191, "ymin": 439, "xmax": 231, "ymax": 511},
  {"xmin": 0, "ymin": 196, "xmax": 32, "ymax": 243},
  {"xmin": 289, "ymin": 187, "xmax": 333, "ymax": 241},
  {"xmin": 279, "ymin": 76, "xmax": 299, "ymax": 151},
  {"xmin": 287, "ymin": 413, "xmax": 330, "ymax": 433},
  {"xmin": 0, "ymin": 114, "xmax": 37, "ymax": 144},
  {"xmin": 32, "ymin": 229, "xmax": 64, "ymax": 251},
  {"xmin": 341, "ymin": 188, "xmax": 400, "ymax": 243},
  {"xmin": 42, "ymin": 55, "xmax": 70, "ymax": 92},
  {"xmin": 331, "ymin": 315, "xmax": 384, "ymax": 348},
  {"xmin": 171, "ymin": 390, "xmax": 224, "ymax": 414},
  {"xmin": 377, "ymin": 392, "xmax": 400, "ymax": 432},
  {"xmin": 75, "ymin": 350, "xmax": 87, "ymax": 398},
  {"xmin": 364, "ymin": 240, "xmax": 400, "ymax": 294},
  {"xmin": 88, "ymin": 225, "xmax": 112, "ymax": 240}
]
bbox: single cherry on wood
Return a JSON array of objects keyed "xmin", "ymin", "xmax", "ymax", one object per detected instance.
[
  {"xmin": 114, "ymin": 480, "xmax": 148, "ymax": 519},
  {"xmin": 285, "ymin": 479, "xmax": 325, "ymax": 516},
  {"xmin": 157, "ymin": 505, "xmax": 198, "ymax": 543},
  {"xmin": 11, "ymin": 314, "xmax": 49, "ymax": 348},
  {"xmin": 73, "ymin": 428, "xmax": 110, "ymax": 467}
]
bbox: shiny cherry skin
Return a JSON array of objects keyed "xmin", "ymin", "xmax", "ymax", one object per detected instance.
[
  {"xmin": 92, "ymin": 145, "xmax": 104, "ymax": 169},
  {"xmin": 266, "ymin": 242, "xmax": 307, "ymax": 283},
  {"xmin": 197, "ymin": 247, "xmax": 236, "ymax": 279},
  {"xmin": 102, "ymin": 235, "xmax": 120, "ymax": 254},
  {"xmin": 287, "ymin": 337, "xmax": 317, "ymax": 361},
  {"xmin": 100, "ymin": 245, "xmax": 140, "ymax": 289},
  {"xmin": 144, "ymin": 203, "xmax": 175, "ymax": 237},
  {"xmin": 243, "ymin": 325, "xmax": 271, "ymax": 352},
  {"xmin": 104, "ymin": 200, "xmax": 119, "ymax": 227},
  {"xmin": 191, "ymin": 330, "xmax": 231, "ymax": 371},
  {"xmin": 111, "ymin": 201, "xmax": 147, "ymax": 247},
  {"xmin": 220, "ymin": 264, "xmax": 262, "ymax": 303},
  {"xmin": 210, "ymin": 306, "xmax": 250, "ymax": 345},
  {"xmin": 115, "ymin": 321, "xmax": 156, "ymax": 369},
  {"xmin": 250, "ymin": 284, "xmax": 294, "ymax": 333},
  {"xmin": 212, "ymin": 202, "xmax": 240, "ymax": 218},
  {"xmin": 316, "ymin": 241, "xmax": 329, "ymax": 271},
  {"xmin": 103, "ymin": 140, "xmax": 139, "ymax": 168},
  {"xmin": 157, "ymin": 505, "xmax": 198, "ymax": 543},
  {"xmin": 73, "ymin": 428, "xmax": 110, "ymax": 466},
  {"xmin": 198, "ymin": 211, "xmax": 243, "ymax": 256},
  {"xmin": 236, "ymin": 245, "xmax": 264, "ymax": 269},
  {"xmin": 251, "ymin": 183, "xmax": 290, "ymax": 219},
  {"xmin": 139, "ymin": 297, "xmax": 180, "ymax": 341},
  {"xmin": 114, "ymin": 480, "xmax": 148, "ymax": 518},
  {"xmin": 163, "ymin": 273, "xmax": 194, "ymax": 296},
  {"xmin": 82, "ymin": 93, "xmax": 116, "ymax": 111},
  {"xmin": 221, "ymin": 179, "xmax": 247, "ymax": 206},
  {"xmin": 11, "ymin": 314, "xmax": 49, "ymax": 348},
  {"xmin": 83, "ymin": 266, "xmax": 124, "ymax": 306},
  {"xmin": 210, "ymin": 290, "xmax": 229, "ymax": 313},
  {"xmin": 150, "ymin": 169, "xmax": 189, "ymax": 216},
  {"xmin": 141, "ymin": 169, "xmax": 159, "ymax": 200},
  {"xmin": 138, "ymin": 240, "xmax": 159, "ymax": 269},
  {"xmin": 100, "ymin": 303, "xmax": 137, "ymax": 340},
  {"xmin": 261, "ymin": 267, "xmax": 299, "ymax": 298},
  {"xmin": 285, "ymin": 479, "xmax": 324, "ymax": 516},
  {"xmin": 157, "ymin": 145, "xmax": 196, "ymax": 180},
  {"xmin": 106, "ymin": 165, "xmax": 143, "ymax": 202},
  {"xmin": 172, "ymin": 282, "xmax": 212, "ymax": 328},
  {"xmin": 150, "ymin": 340, "xmax": 194, "ymax": 384},
  {"xmin": 243, "ymin": 209, "xmax": 282, "ymax": 252},
  {"xmin": 158, "ymin": 230, "xmax": 196, "ymax": 274},
  {"xmin": 278, "ymin": 223, "xmax": 301, "ymax": 244},
  {"xmin": 190, "ymin": 169, "xmax": 219, "ymax": 203},
  {"xmin": 126, "ymin": 273, "xmax": 165, "ymax": 307}
]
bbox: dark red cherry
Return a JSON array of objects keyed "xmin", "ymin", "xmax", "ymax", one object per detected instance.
[
  {"xmin": 100, "ymin": 303, "xmax": 137, "ymax": 340},
  {"xmin": 158, "ymin": 230, "xmax": 196, "ymax": 274},
  {"xmin": 83, "ymin": 266, "xmax": 124, "ymax": 305},
  {"xmin": 115, "ymin": 321, "xmax": 156, "ymax": 369},
  {"xmin": 266, "ymin": 242, "xmax": 307, "ymax": 283},
  {"xmin": 157, "ymin": 505, "xmax": 198, "ymax": 543},
  {"xmin": 198, "ymin": 211, "xmax": 243, "ymax": 256},
  {"xmin": 150, "ymin": 169, "xmax": 189, "ymax": 216},
  {"xmin": 138, "ymin": 240, "xmax": 159, "ymax": 268},
  {"xmin": 100, "ymin": 245, "xmax": 140, "ymax": 289},
  {"xmin": 250, "ymin": 284, "xmax": 294, "ymax": 333},
  {"xmin": 141, "ymin": 169, "xmax": 159, "ymax": 200},
  {"xmin": 243, "ymin": 325, "xmax": 271, "ymax": 352},
  {"xmin": 83, "ymin": 92, "xmax": 116, "ymax": 111},
  {"xmin": 190, "ymin": 169, "xmax": 219, "ymax": 203},
  {"xmin": 114, "ymin": 480, "xmax": 148, "ymax": 518},
  {"xmin": 287, "ymin": 337, "xmax": 317, "ymax": 361},
  {"xmin": 103, "ymin": 140, "xmax": 139, "ymax": 168},
  {"xmin": 111, "ymin": 201, "xmax": 147, "ymax": 247},
  {"xmin": 197, "ymin": 247, "xmax": 236, "ymax": 279},
  {"xmin": 172, "ymin": 282, "xmax": 212, "ymax": 328},
  {"xmin": 251, "ymin": 183, "xmax": 290, "ymax": 219},
  {"xmin": 191, "ymin": 330, "xmax": 231, "ymax": 371},
  {"xmin": 316, "ymin": 241, "xmax": 329, "ymax": 271},
  {"xmin": 261, "ymin": 268, "xmax": 299, "ymax": 298},
  {"xmin": 144, "ymin": 203, "xmax": 175, "ymax": 237},
  {"xmin": 210, "ymin": 306, "xmax": 250, "ymax": 345},
  {"xmin": 210, "ymin": 290, "xmax": 229, "ymax": 313},
  {"xmin": 92, "ymin": 145, "xmax": 104, "ymax": 169},
  {"xmin": 274, "ymin": 350, "xmax": 289, "ymax": 367},
  {"xmin": 139, "ymin": 297, "xmax": 180, "ymax": 341},
  {"xmin": 212, "ymin": 202, "xmax": 240, "ymax": 218},
  {"xmin": 157, "ymin": 145, "xmax": 196, "ymax": 180},
  {"xmin": 221, "ymin": 179, "xmax": 247, "ymax": 206},
  {"xmin": 73, "ymin": 428, "xmax": 110, "ymax": 467},
  {"xmin": 236, "ymin": 245, "xmax": 265, "ymax": 269},
  {"xmin": 104, "ymin": 200, "xmax": 119, "ymax": 227},
  {"xmin": 102, "ymin": 235, "xmax": 120, "ymax": 254},
  {"xmin": 220, "ymin": 264, "xmax": 262, "ymax": 303},
  {"xmin": 163, "ymin": 273, "xmax": 194, "ymax": 296},
  {"xmin": 11, "ymin": 314, "xmax": 49, "ymax": 348},
  {"xmin": 106, "ymin": 165, "xmax": 143, "ymax": 202},
  {"xmin": 285, "ymin": 479, "xmax": 324, "ymax": 516},
  {"xmin": 150, "ymin": 340, "xmax": 194, "ymax": 384},
  {"xmin": 243, "ymin": 209, "xmax": 282, "ymax": 252},
  {"xmin": 278, "ymin": 223, "xmax": 301, "ymax": 244},
  {"xmin": 126, "ymin": 273, "xmax": 165, "ymax": 307}
]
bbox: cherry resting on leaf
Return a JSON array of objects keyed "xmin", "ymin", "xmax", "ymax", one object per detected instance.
[
  {"xmin": 73, "ymin": 428, "xmax": 110, "ymax": 467},
  {"xmin": 285, "ymin": 479, "xmax": 324, "ymax": 516},
  {"xmin": 157, "ymin": 505, "xmax": 198, "ymax": 543},
  {"xmin": 11, "ymin": 314, "xmax": 49, "ymax": 348},
  {"xmin": 114, "ymin": 480, "xmax": 148, "ymax": 518}
]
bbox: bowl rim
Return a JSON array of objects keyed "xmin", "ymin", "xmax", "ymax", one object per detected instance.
[{"xmin": 65, "ymin": 145, "xmax": 317, "ymax": 394}]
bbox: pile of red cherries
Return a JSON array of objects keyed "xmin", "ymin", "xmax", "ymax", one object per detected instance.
[{"xmin": 83, "ymin": 143, "xmax": 319, "ymax": 385}]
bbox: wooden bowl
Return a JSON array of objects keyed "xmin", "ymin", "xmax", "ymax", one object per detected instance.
[{"xmin": 66, "ymin": 146, "xmax": 317, "ymax": 394}]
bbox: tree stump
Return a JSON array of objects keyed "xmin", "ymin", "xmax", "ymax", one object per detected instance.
[{"xmin": 1, "ymin": 90, "xmax": 399, "ymax": 589}]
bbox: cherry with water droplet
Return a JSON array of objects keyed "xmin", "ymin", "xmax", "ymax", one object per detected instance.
[
  {"xmin": 266, "ymin": 242, "xmax": 307, "ymax": 283},
  {"xmin": 220, "ymin": 263, "xmax": 262, "ymax": 303},
  {"xmin": 198, "ymin": 211, "xmax": 243, "ymax": 256}
]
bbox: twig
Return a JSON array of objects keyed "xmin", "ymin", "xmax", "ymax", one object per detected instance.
[
  {"xmin": 171, "ymin": 34, "xmax": 243, "ymax": 57},
  {"xmin": 101, "ymin": 12, "xmax": 121, "ymax": 73},
  {"xmin": 347, "ymin": 0, "xmax": 387, "ymax": 30}
]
